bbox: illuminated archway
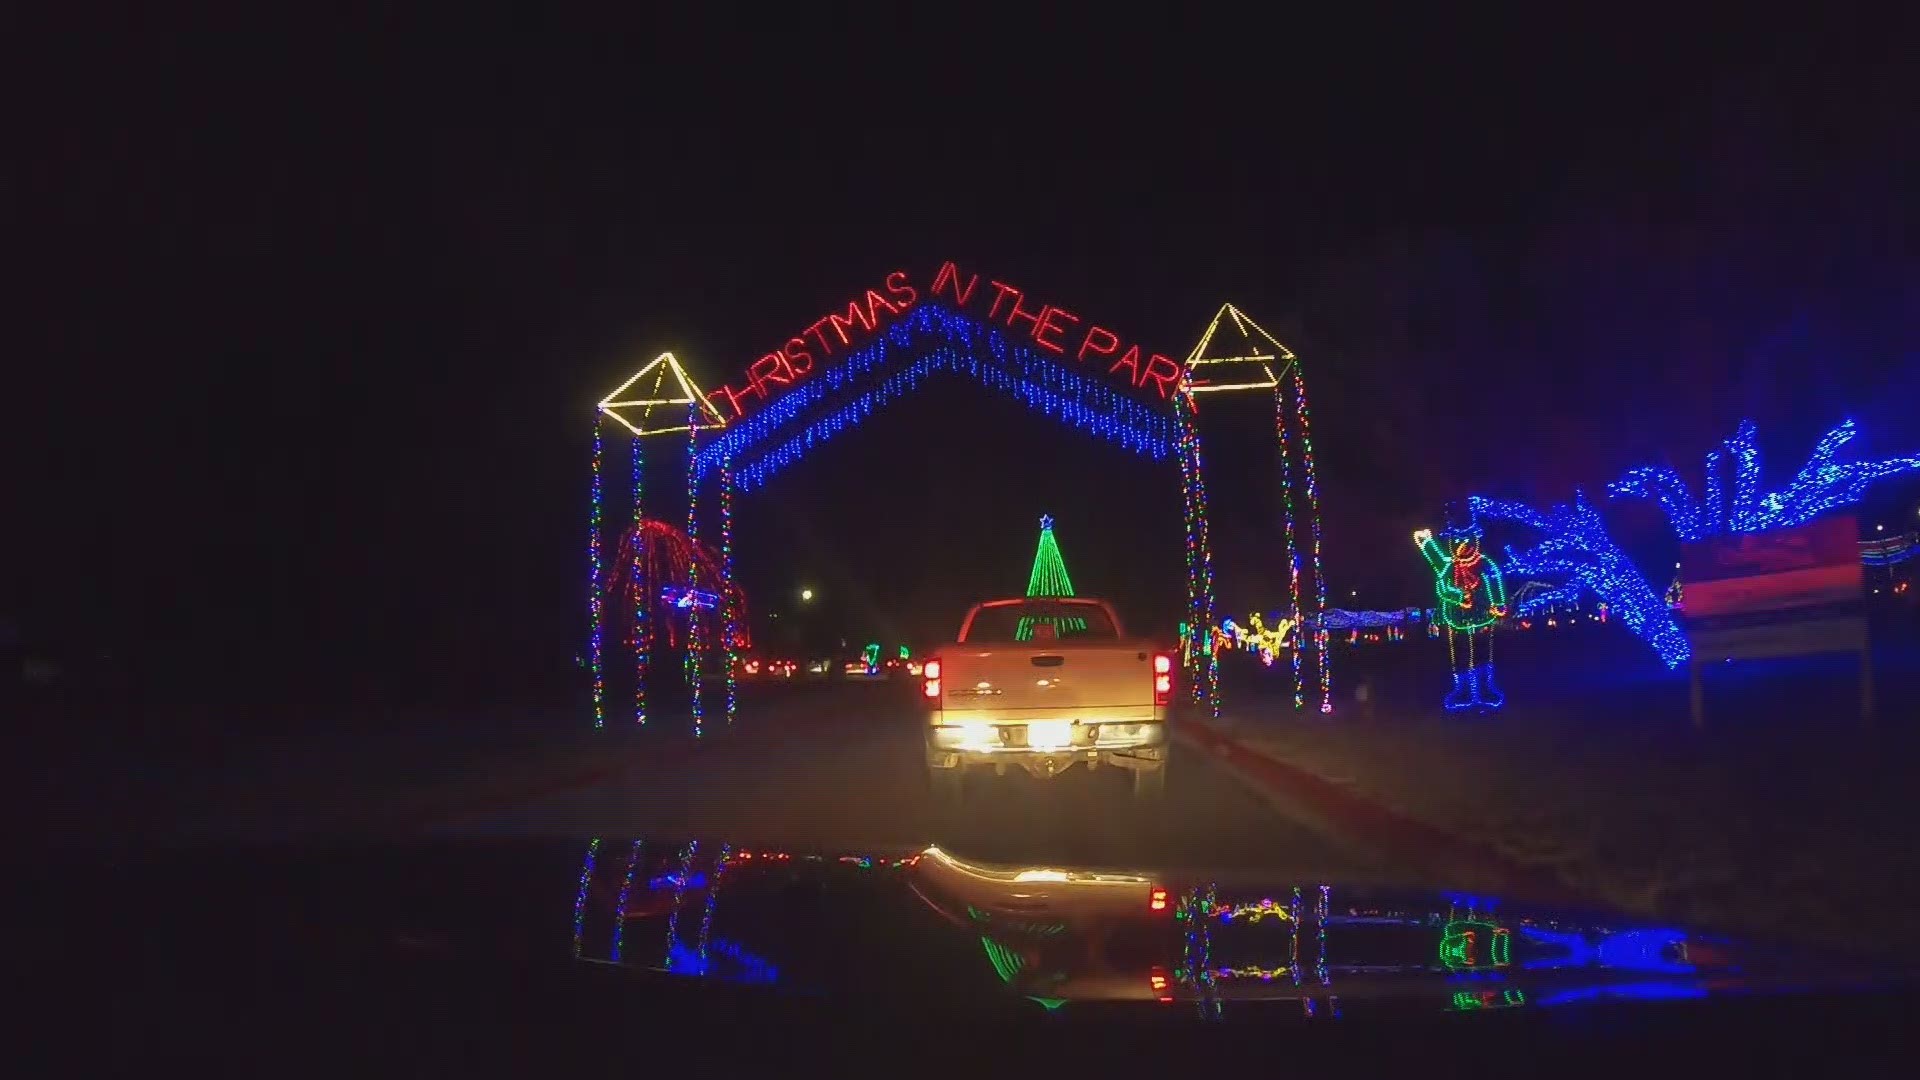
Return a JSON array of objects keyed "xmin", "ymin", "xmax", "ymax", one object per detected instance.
[{"xmin": 584, "ymin": 261, "xmax": 1333, "ymax": 731}]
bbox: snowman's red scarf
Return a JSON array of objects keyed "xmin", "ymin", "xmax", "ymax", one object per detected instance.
[{"xmin": 1451, "ymin": 545, "xmax": 1483, "ymax": 609}]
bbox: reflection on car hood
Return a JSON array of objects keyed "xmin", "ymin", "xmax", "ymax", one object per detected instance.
[
  {"xmin": 559, "ymin": 836, "xmax": 1874, "ymax": 1017},
  {"xmin": 69, "ymin": 835, "xmax": 1900, "ymax": 1025}
]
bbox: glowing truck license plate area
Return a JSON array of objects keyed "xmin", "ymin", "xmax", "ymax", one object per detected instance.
[{"xmin": 1025, "ymin": 720, "xmax": 1073, "ymax": 750}]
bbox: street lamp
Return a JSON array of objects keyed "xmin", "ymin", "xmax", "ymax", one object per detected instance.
[{"xmin": 800, "ymin": 587, "xmax": 815, "ymax": 603}]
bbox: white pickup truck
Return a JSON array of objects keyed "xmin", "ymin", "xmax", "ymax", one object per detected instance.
[{"xmin": 923, "ymin": 597, "xmax": 1172, "ymax": 801}]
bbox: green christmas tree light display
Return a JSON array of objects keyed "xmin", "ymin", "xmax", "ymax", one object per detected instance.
[{"xmin": 1018, "ymin": 515, "xmax": 1087, "ymax": 640}]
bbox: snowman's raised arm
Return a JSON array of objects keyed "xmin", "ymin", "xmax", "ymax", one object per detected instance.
[{"xmin": 1414, "ymin": 530, "xmax": 1448, "ymax": 574}]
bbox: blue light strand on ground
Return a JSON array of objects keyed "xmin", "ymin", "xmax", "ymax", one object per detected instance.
[
  {"xmin": 1610, "ymin": 418, "xmax": 1920, "ymax": 540},
  {"xmin": 1314, "ymin": 608, "xmax": 1425, "ymax": 629},
  {"xmin": 586, "ymin": 421, "xmax": 606, "ymax": 729},
  {"xmin": 695, "ymin": 304, "xmax": 1176, "ymax": 488},
  {"xmin": 1471, "ymin": 493, "xmax": 1690, "ymax": 668}
]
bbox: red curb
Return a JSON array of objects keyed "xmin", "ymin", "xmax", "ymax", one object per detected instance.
[{"xmin": 1180, "ymin": 717, "xmax": 1580, "ymax": 904}]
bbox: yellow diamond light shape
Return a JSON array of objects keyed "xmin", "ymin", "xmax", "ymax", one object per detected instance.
[
  {"xmin": 598, "ymin": 352, "xmax": 729, "ymax": 437},
  {"xmin": 1183, "ymin": 303, "xmax": 1299, "ymax": 394}
]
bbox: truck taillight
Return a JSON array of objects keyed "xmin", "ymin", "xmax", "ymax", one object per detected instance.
[
  {"xmin": 1149, "ymin": 885, "xmax": 1169, "ymax": 912},
  {"xmin": 923, "ymin": 658, "xmax": 942, "ymax": 701},
  {"xmin": 1152, "ymin": 653, "xmax": 1172, "ymax": 706},
  {"xmin": 1150, "ymin": 965, "xmax": 1173, "ymax": 1002}
]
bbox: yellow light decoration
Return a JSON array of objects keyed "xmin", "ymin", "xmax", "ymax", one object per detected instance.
[
  {"xmin": 1181, "ymin": 303, "xmax": 1298, "ymax": 394},
  {"xmin": 598, "ymin": 352, "xmax": 729, "ymax": 437}
]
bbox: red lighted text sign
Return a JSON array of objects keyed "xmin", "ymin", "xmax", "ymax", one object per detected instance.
[
  {"xmin": 709, "ymin": 261, "xmax": 1182, "ymax": 420},
  {"xmin": 1681, "ymin": 515, "xmax": 1863, "ymax": 621}
]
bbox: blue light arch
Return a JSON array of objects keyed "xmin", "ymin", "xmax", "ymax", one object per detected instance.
[
  {"xmin": 692, "ymin": 303, "xmax": 1178, "ymax": 490},
  {"xmin": 679, "ymin": 300, "xmax": 1218, "ymax": 724}
]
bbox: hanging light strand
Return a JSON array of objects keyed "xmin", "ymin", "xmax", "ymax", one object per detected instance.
[
  {"xmin": 663, "ymin": 840, "xmax": 700, "ymax": 967},
  {"xmin": 685, "ymin": 400, "xmax": 704, "ymax": 737},
  {"xmin": 720, "ymin": 456, "xmax": 738, "ymax": 728},
  {"xmin": 587, "ymin": 420, "xmax": 607, "ymax": 729},
  {"xmin": 611, "ymin": 840, "xmax": 644, "ymax": 962},
  {"xmin": 1173, "ymin": 378, "xmax": 1219, "ymax": 716},
  {"xmin": 1174, "ymin": 384, "xmax": 1203, "ymax": 699},
  {"xmin": 571, "ymin": 837, "xmax": 602, "ymax": 958},
  {"xmin": 632, "ymin": 435, "xmax": 648, "ymax": 725},
  {"xmin": 1292, "ymin": 368, "xmax": 1332, "ymax": 713},
  {"xmin": 1274, "ymin": 383, "xmax": 1305, "ymax": 709}
]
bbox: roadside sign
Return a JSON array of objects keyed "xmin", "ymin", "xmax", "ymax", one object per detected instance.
[{"xmin": 1681, "ymin": 515, "xmax": 1871, "ymax": 728}]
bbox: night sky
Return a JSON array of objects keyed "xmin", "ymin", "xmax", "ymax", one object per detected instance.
[{"xmin": 13, "ymin": 9, "xmax": 1917, "ymax": 710}]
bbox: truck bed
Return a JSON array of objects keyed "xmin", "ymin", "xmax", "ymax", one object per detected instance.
[{"xmin": 936, "ymin": 638, "xmax": 1160, "ymax": 722}]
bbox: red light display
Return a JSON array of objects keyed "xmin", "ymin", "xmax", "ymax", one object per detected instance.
[
  {"xmin": 712, "ymin": 270, "xmax": 920, "ymax": 420},
  {"xmin": 714, "ymin": 262, "xmax": 1177, "ymax": 420},
  {"xmin": 936, "ymin": 260, "xmax": 1182, "ymax": 400}
]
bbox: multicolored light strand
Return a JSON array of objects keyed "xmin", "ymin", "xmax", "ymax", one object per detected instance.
[
  {"xmin": 631, "ymin": 435, "xmax": 647, "ymax": 725},
  {"xmin": 586, "ymin": 421, "xmax": 606, "ymax": 729},
  {"xmin": 1274, "ymin": 383, "xmax": 1304, "ymax": 708},
  {"xmin": 696, "ymin": 842, "xmax": 732, "ymax": 966},
  {"xmin": 571, "ymin": 837, "xmax": 601, "ymax": 958},
  {"xmin": 1316, "ymin": 885, "xmax": 1331, "ymax": 987},
  {"xmin": 719, "ymin": 459, "xmax": 738, "ymax": 728},
  {"xmin": 610, "ymin": 840, "xmax": 644, "ymax": 962},
  {"xmin": 1289, "ymin": 886, "xmax": 1303, "ymax": 985},
  {"xmin": 663, "ymin": 840, "xmax": 699, "ymax": 968},
  {"xmin": 1173, "ymin": 377, "xmax": 1220, "ymax": 715},
  {"xmin": 1174, "ymin": 413, "xmax": 1199, "ymax": 702},
  {"xmin": 1291, "ymin": 369, "xmax": 1332, "ymax": 713},
  {"xmin": 1180, "ymin": 883, "xmax": 1221, "ymax": 1019},
  {"xmin": 685, "ymin": 401, "xmax": 704, "ymax": 738}
]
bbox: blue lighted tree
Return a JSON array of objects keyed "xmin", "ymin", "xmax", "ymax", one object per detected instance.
[
  {"xmin": 1469, "ymin": 493, "xmax": 1690, "ymax": 669},
  {"xmin": 1609, "ymin": 418, "xmax": 1920, "ymax": 540},
  {"xmin": 1469, "ymin": 417, "xmax": 1919, "ymax": 671}
]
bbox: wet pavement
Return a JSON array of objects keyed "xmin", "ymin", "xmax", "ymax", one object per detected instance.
[{"xmin": 443, "ymin": 682, "xmax": 1388, "ymax": 881}]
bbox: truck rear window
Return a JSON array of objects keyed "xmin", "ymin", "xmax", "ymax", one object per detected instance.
[{"xmin": 961, "ymin": 602, "xmax": 1120, "ymax": 643}]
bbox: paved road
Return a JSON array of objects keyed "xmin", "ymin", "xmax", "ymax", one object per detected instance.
[{"xmin": 444, "ymin": 682, "xmax": 1386, "ymax": 881}]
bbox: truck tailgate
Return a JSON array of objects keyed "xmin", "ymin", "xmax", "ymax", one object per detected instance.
[{"xmin": 943, "ymin": 643, "xmax": 1152, "ymax": 714}]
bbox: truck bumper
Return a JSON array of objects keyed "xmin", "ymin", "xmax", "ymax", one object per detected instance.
[{"xmin": 925, "ymin": 719, "xmax": 1167, "ymax": 777}]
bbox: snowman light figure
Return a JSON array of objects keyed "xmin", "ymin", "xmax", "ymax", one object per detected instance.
[{"xmin": 1414, "ymin": 512, "xmax": 1509, "ymax": 711}]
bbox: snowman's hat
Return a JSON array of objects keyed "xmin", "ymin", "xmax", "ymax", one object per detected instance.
[{"xmin": 1437, "ymin": 500, "xmax": 1483, "ymax": 544}]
